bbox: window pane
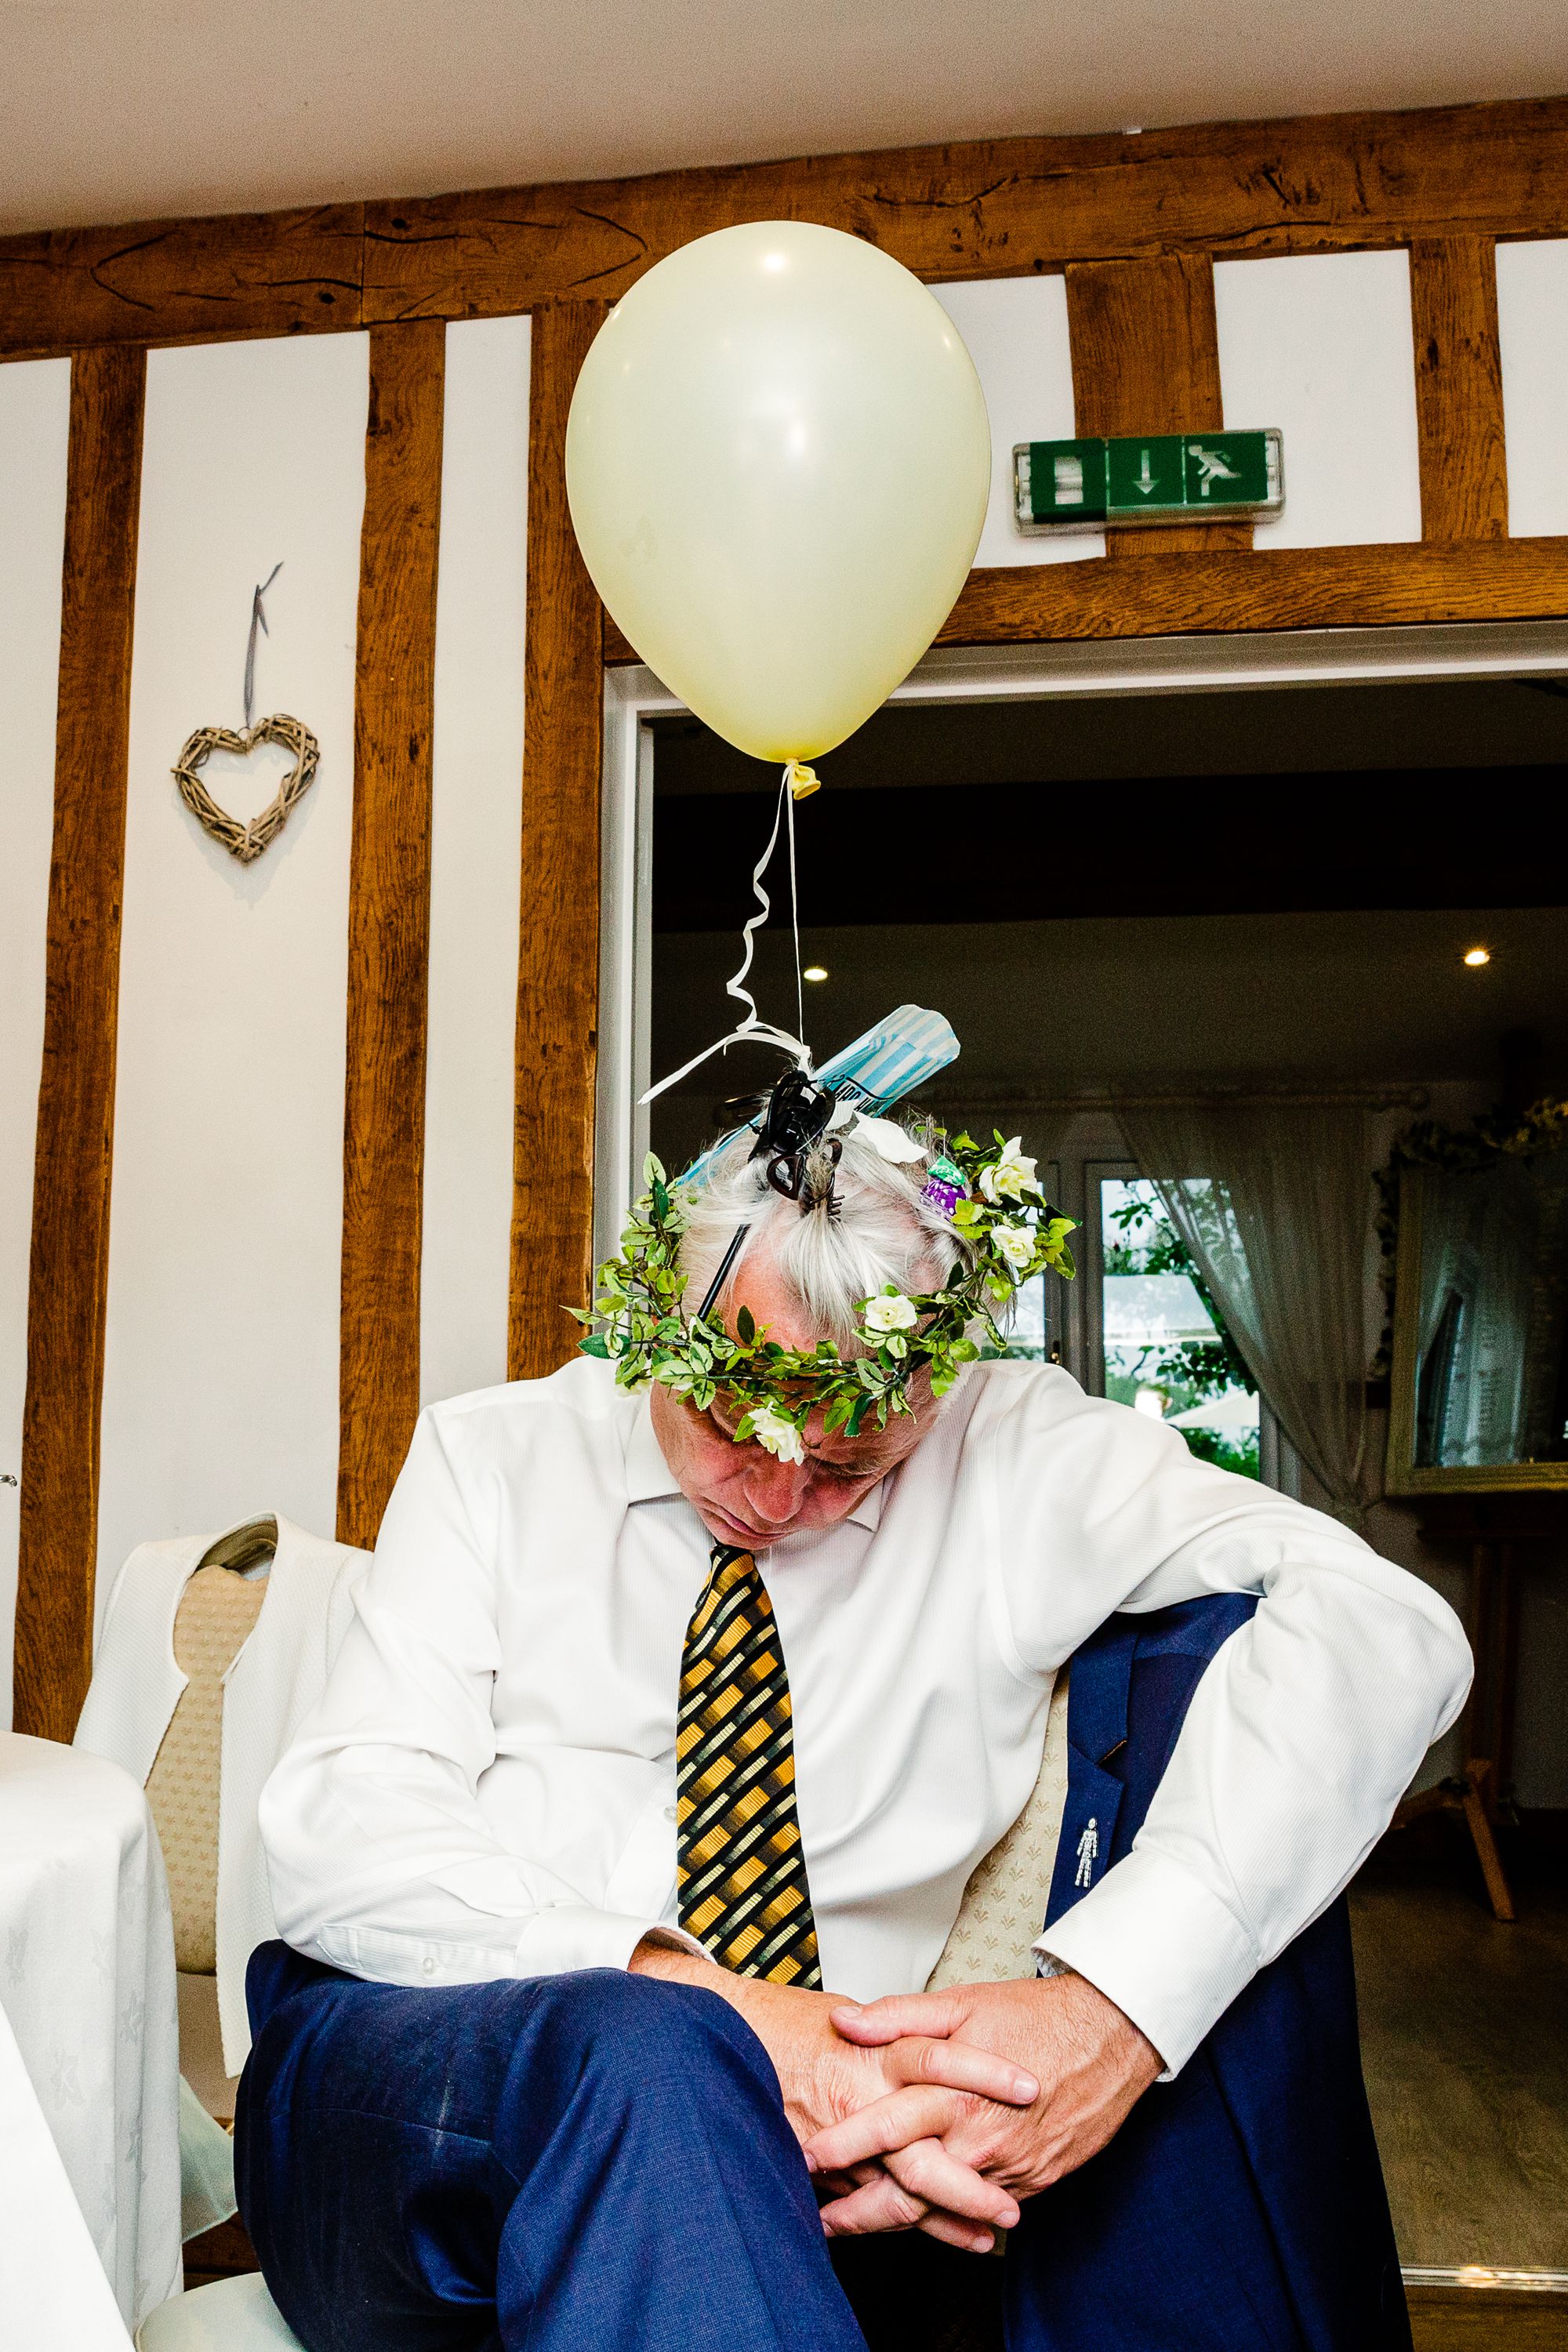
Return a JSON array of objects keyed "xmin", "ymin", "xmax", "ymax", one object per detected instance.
[
  {"xmin": 1101, "ymin": 1178, "xmax": 1260, "ymax": 1479},
  {"xmin": 980, "ymin": 1163, "xmax": 1059, "ymax": 1363},
  {"xmin": 999, "ymin": 1268, "xmax": 1051, "ymax": 1359}
]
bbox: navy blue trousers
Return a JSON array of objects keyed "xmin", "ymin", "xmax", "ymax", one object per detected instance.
[
  {"xmin": 238, "ymin": 1946, "xmax": 865, "ymax": 2352},
  {"xmin": 236, "ymin": 1596, "xmax": 1410, "ymax": 2352}
]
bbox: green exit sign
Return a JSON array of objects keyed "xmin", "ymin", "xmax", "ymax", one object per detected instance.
[{"xmin": 1014, "ymin": 430, "xmax": 1283, "ymax": 533}]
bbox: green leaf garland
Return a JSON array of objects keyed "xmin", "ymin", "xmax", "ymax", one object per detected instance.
[{"xmin": 579, "ymin": 1128, "xmax": 1076, "ymax": 1445}]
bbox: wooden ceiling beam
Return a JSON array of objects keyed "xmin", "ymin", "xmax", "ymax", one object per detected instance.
[
  {"xmin": 4, "ymin": 97, "xmax": 1567, "ymax": 360},
  {"xmin": 932, "ymin": 537, "xmax": 1568, "ymax": 643},
  {"xmin": 0, "ymin": 204, "xmax": 365, "ymax": 364},
  {"xmin": 602, "ymin": 536, "xmax": 1568, "ymax": 663}
]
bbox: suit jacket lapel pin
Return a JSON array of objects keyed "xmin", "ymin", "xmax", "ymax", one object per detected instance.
[{"xmin": 1075, "ymin": 1816, "xmax": 1099, "ymax": 1889}]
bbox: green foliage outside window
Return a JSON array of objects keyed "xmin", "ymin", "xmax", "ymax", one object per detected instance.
[{"xmin": 1104, "ymin": 1186, "xmax": 1259, "ymax": 1481}]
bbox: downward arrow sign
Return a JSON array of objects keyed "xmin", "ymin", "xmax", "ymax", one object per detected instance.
[{"xmin": 1136, "ymin": 448, "xmax": 1156, "ymax": 495}]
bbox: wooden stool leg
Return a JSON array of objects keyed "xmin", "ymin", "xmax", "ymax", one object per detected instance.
[
  {"xmin": 1392, "ymin": 1783, "xmax": 1454, "ymax": 1831},
  {"xmin": 1460, "ymin": 1761, "xmax": 1516, "ymax": 1924}
]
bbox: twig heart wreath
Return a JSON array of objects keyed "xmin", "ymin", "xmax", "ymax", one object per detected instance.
[
  {"xmin": 172, "ymin": 564, "xmax": 320, "ymax": 866},
  {"xmin": 173, "ymin": 713, "xmax": 319, "ymax": 865}
]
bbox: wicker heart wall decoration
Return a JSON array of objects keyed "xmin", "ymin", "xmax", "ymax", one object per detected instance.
[
  {"xmin": 172, "ymin": 713, "xmax": 320, "ymax": 865},
  {"xmin": 173, "ymin": 564, "xmax": 319, "ymax": 866}
]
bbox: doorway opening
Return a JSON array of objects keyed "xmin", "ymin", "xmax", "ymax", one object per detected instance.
[{"xmin": 605, "ymin": 624, "xmax": 1568, "ymax": 2282}]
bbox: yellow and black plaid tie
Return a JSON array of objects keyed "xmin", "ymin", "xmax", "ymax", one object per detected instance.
[{"xmin": 676, "ymin": 1544, "xmax": 822, "ymax": 1987}]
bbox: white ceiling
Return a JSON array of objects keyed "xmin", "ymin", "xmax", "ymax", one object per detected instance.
[{"xmin": 2, "ymin": 0, "xmax": 1566, "ymax": 238}]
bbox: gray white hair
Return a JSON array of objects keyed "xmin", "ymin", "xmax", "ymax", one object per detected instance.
[{"xmin": 677, "ymin": 1120, "xmax": 977, "ymax": 1348}]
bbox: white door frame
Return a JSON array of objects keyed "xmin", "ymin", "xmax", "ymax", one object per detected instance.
[{"xmin": 595, "ymin": 615, "xmax": 1568, "ymax": 1266}]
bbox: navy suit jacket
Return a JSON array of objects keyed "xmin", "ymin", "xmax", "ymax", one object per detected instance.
[{"xmin": 1004, "ymin": 1595, "xmax": 1412, "ymax": 2352}]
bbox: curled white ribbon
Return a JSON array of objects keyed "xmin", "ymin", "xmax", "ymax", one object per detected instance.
[{"xmin": 641, "ymin": 762, "xmax": 818, "ymax": 1106}]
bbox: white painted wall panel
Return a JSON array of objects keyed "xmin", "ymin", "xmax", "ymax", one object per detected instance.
[
  {"xmin": 97, "ymin": 334, "xmax": 368, "ymax": 1601},
  {"xmin": 1496, "ymin": 238, "xmax": 1568, "ymax": 538},
  {"xmin": 0, "ymin": 358, "xmax": 71, "ymax": 1719},
  {"xmin": 930, "ymin": 278, "xmax": 1104, "ymax": 566},
  {"xmin": 1214, "ymin": 251, "xmax": 1423, "ymax": 548},
  {"xmin": 419, "ymin": 316, "xmax": 530, "ymax": 1407}
]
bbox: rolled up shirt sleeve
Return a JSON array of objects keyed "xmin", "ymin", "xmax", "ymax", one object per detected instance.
[
  {"xmin": 260, "ymin": 1409, "xmax": 703, "ymax": 1987},
  {"xmin": 998, "ymin": 1377, "xmax": 1472, "ymax": 2074}
]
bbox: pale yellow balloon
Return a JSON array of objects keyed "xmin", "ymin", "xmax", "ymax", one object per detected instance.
[{"xmin": 565, "ymin": 221, "xmax": 991, "ymax": 764}]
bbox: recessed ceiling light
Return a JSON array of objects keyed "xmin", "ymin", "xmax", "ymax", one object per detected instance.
[
  {"xmin": 803, "ymin": 964, "xmax": 829, "ymax": 983},
  {"xmin": 1462, "ymin": 946, "xmax": 1492, "ymax": 967}
]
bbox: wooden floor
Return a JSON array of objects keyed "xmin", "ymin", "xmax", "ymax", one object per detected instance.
[
  {"xmin": 1407, "ymin": 2284, "xmax": 1568, "ymax": 2350},
  {"xmin": 1351, "ymin": 1837, "xmax": 1568, "ymax": 2272}
]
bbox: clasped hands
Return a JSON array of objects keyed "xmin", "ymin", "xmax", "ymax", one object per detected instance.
[
  {"xmin": 632, "ymin": 1944, "xmax": 1160, "ymax": 2252},
  {"xmin": 807, "ymin": 1975, "xmax": 1160, "ymax": 2251}
]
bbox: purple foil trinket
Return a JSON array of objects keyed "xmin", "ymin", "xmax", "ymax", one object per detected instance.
[{"xmin": 921, "ymin": 1153, "xmax": 967, "ymax": 1221}]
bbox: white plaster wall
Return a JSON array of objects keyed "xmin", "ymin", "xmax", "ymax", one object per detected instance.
[
  {"xmin": 419, "ymin": 315, "xmax": 530, "ymax": 1407},
  {"xmin": 1214, "ymin": 250, "xmax": 1423, "ymax": 548},
  {"xmin": 96, "ymin": 334, "xmax": 368, "ymax": 1601},
  {"xmin": 1496, "ymin": 238, "xmax": 1568, "ymax": 539},
  {"xmin": 930, "ymin": 278, "xmax": 1104, "ymax": 566},
  {"xmin": 0, "ymin": 357, "xmax": 71, "ymax": 1722}
]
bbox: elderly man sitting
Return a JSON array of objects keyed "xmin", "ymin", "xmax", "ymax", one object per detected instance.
[{"xmin": 240, "ymin": 1105, "xmax": 1467, "ymax": 2352}]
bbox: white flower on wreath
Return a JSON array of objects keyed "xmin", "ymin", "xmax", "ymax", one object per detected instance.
[
  {"xmin": 990, "ymin": 1221, "xmax": 1035, "ymax": 1277},
  {"xmin": 853, "ymin": 1113, "xmax": 926, "ymax": 1166},
  {"xmin": 749, "ymin": 1404, "xmax": 805, "ymax": 1464},
  {"xmin": 864, "ymin": 1290, "xmax": 920, "ymax": 1335},
  {"xmin": 979, "ymin": 1138, "xmax": 1039, "ymax": 1204}
]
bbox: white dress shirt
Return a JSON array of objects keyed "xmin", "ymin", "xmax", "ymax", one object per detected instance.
[{"xmin": 260, "ymin": 1356, "xmax": 1469, "ymax": 2073}]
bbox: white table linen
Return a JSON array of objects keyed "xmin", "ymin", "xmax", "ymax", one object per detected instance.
[
  {"xmin": 262, "ymin": 1356, "xmax": 1471, "ymax": 2075},
  {"xmin": 0, "ymin": 1733, "xmax": 181, "ymax": 2332}
]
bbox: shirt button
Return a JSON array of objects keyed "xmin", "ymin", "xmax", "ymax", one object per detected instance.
[
  {"xmin": 665, "ymin": 1805, "xmax": 678, "ymax": 1822},
  {"xmin": 421, "ymin": 1957, "xmax": 436, "ymax": 1977}
]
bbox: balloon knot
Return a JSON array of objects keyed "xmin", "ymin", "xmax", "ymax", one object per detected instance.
[{"xmin": 786, "ymin": 761, "xmax": 821, "ymax": 801}]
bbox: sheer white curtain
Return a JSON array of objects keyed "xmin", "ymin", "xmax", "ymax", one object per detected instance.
[{"xmin": 1111, "ymin": 1098, "xmax": 1373, "ymax": 1521}]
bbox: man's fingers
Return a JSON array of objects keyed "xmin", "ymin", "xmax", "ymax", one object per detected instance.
[
  {"xmin": 808, "ymin": 2085, "xmax": 962, "ymax": 2174},
  {"xmin": 811, "ymin": 2096, "xmax": 1020, "ymax": 2228},
  {"xmin": 818, "ymin": 2172, "xmax": 929, "ymax": 2238},
  {"xmin": 817, "ymin": 2169, "xmax": 997, "ymax": 2256},
  {"xmin": 884, "ymin": 2138, "xmax": 1020, "ymax": 2230},
  {"xmin": 893, "ymin": 2034, "xmax": 1037, "ymax": 2106},
  {"xmin": 913, "ymin": 2210, "xmax": 999, "ymax": 2256},
  {"xmin": 831, "ymin": 1994, "xmax": 962, "ymax": 2046}
]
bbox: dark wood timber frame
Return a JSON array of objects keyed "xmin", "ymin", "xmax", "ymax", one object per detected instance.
[
  {"xmin": 337, "ymin": 318, "xmax": 446, "ymax": 1551},
  {"xmin": 15, "ymin": 347, "xmax": 145, "ymax": 1740},
  {"xmin": 10, "ymin": 94, "xmax": 1568, "ymax": 1725},
  {"xmin": 510, "ymin": 300, "xmax": 611, "ymax": 1382},
  {"xmin": 1065, "ymin": 254, "xmax": 1251, "ymax": 556}
]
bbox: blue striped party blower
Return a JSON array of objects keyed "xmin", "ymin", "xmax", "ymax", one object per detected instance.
[
  {"xmin": 667, "ymin": 1003, "xmax": 961, "ymax": 1323},
  {"xmin": 675, "ymin": 1004, "xmax": 959, "ymax": 1191}
]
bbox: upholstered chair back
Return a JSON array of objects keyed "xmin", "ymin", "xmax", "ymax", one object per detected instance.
[{"xmin": 143, "ymin": 1519, "xmax": 276, "ymax": 1976}]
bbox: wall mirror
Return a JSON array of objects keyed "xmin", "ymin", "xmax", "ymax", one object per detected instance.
[{"xmin": 1387, "ymin": 1149, "xmax": 1568, "ymax": 1492}]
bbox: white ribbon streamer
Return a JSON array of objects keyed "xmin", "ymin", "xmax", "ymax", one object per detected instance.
[{"xmin": 641, "ymin": 762, "xmax": 817, "ymax": 1106}]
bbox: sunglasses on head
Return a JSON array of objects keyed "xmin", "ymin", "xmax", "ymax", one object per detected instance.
[
  {"xmin": 696, "ymin": 1072, "xmax": 844, "ymax": 1325},
  {"xmin": 715, "ymin": 1070, "xmax": 841, "ymax": 1203}
]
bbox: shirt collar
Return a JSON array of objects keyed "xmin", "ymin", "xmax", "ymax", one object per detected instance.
[
  {"xmin": 623, "ymin": 1393, "xmax": 888, "ymax": 1534},
  {"xmin": 624, "ymin": 1394, "xmax": 683, "ymax": 1504}
]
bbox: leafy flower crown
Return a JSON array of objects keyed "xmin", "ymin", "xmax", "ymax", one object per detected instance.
[{"xmin": 575, "ymin": 1126, "xmax": 1076, "ymax": 1460}]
